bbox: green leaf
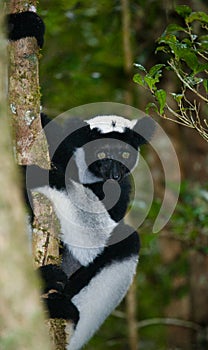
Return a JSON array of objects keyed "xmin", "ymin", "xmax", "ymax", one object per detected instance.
[
  {"xmin": 133, "ymin": 73, "xmax": 145, "ymax": 87},
  {"xmin": 158, "ymin": 33, "xmax": 177, "ymax": 46},
  {"xmin": 195, "ymin": 63, "xmax": 208, "ymax": 74},
  {"xmin": 149, "ymin": 64, "xmax": 165, "ymax": 77},
  {"xmin": 144, "ymin": 75, "xmax": 156, "ymax": 91},
  {"xmin": 158, "ymin": 34, "xmax": 182, "ymax": 59},
  {"xmin": 155, "ymin": 45, "xmax": 169, "ymax": 54},
  {"xmin": 175, "ymin": 5, "xmax": 192, "ymax": 18},
  {"xmin": 165, "ymin": 23, "xmax": 186, "ymax": 34},
  {"xmin": 182, "ymin": 38, "xmax": 193, "ymax": 48},
  {"xmin": 199, "ymin": 35, "xmax": 208, "ymax": 50},
  {"xmin": 182, "ymin": 51, "xmax": 199, "ymax": 73},
  {"xmin": 171, "ymin": 93, "xmax": 184, "ymax": 103},
  {"xmin": 145, "ymin": 102, "xmax": 158, "ymax": 115},
  {"xmin": 203, "ymin": 79, "xmax": 208, "ymax": 93},
  {"xmin": 143, "ymin": 64, "xmax": 165, "ymax": 91},
  {"xmin": 155, "ymin": 89, "xmax": 167, "ymax": 115},
  {"xmin": 134, "ymin": 63, "xmax": 147, "ymax": 72},
  {"xmin": 162, "ymin": 38, "xmax": 200, "ymax": 72},
  {"xmin": 186, "ymin": 11, "xmax": 208, "ymax": 24}
]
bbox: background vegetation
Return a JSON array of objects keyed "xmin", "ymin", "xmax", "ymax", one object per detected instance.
[{"xmin": 38, "ymin": 1, "xmax": 208, "ymax": 349}]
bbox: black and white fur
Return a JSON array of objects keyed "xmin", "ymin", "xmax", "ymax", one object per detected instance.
[{"xmin": 8, "ymin": 12, "xmax": 155, "ymax": 350}]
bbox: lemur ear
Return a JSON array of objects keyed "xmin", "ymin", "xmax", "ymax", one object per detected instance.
[
  {"xmin": 61, "ymin": 117, "xmax": 91, "ymax": 150},
  {"xmin": 132, "ymin": 116, "xmax": 156, "ymax": 147}
]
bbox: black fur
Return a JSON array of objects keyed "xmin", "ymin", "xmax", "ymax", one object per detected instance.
[
  {"xmin": 44, "ymin": 292, "xmax": 79, "ymax": 323},
  {"xmin": 65, "ymin": 226, "xmax": 140, "ymax": 298},
  {"xmin": 85, "ymin": 177, "xmax": 132, "ymax": 222},
  {"xmin": 7, "ymin": 11, "xmax": 45, "ymax": 48},
  {"xmin": 39, "ymin": 224, "xmax": 139, "ymax": 323}
]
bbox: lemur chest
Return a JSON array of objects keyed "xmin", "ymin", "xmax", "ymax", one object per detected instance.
[{"xmin": 34, "ymin": 181, "xmax": 117, "ymax": 265}]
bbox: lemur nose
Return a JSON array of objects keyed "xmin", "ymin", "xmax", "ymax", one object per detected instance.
[
  {"xmin": 111, "ymin": 173, "xmax": 120, "ymax": 181},
  {"xmin": 109, "ymin": 162, "xmax": 122, "ymax": 182}
]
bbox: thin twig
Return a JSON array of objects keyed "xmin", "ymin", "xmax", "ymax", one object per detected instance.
[
  {"xmin": 137, "ymin": 317, "xmax": 201, "ymax": 332},
  {"xmin": 168, "ymin": 60, "xmax": 208, "ymax": 103}
]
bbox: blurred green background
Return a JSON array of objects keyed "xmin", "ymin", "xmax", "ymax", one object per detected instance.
[{"xmin": 38, "ymin": 1, "xmax": 208, "ymax": 349}]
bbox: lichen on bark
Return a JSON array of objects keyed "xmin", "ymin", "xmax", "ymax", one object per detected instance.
[
  {"xmin": 32, "ymin": 192, "xmax": 70, "ymax": 350},
  {"xmin": 32, "ymin": 192, "xmax": 61, "ymax": 268},
  {"xmin": 8, "ymin": 37, "xmax": 50, "ymax": 168}
]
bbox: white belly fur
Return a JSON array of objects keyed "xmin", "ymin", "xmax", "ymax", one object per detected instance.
[{"xmin": 34, "ymin": 184, "xmax": 117, "ymax": 266}]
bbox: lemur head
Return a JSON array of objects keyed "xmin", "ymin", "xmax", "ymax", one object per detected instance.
[{"xmin": 71, "ymin": 115, "xmax": 155, "ymax": 184}]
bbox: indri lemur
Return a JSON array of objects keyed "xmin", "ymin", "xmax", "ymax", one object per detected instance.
[{"xmin": 8, "ymin": 11, "xmax": 155, "ymax": 350}]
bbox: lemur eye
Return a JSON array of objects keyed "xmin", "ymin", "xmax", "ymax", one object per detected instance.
[
  {"xmin": 122, "ymin": 151, "xmax": 130, "ymax": 159},
  {"xmin": 97, "ymin": 152, "xmax": 106, "ymax": 159}
]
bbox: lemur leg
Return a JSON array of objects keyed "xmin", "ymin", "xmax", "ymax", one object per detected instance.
[
  {"xmin": 39, "ymin": 228, "xmax": 139, "ymax": 349},
  {"xmin": 39, "ymin": 264, "xmax": 79, "ymax": 326}
]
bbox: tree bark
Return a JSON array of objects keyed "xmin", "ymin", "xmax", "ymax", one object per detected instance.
[
  {"xmin": 32, "ymin": 193, "xmax": 70, "ymax": 350},
  {"xmin": 0, "ymin": 5, "xmax": 51, "ymax": 349},
  {"xmin": 7, "ymin": 1, "xmax": 69, "ymax": 348},
  {"xmin": 8, "ymin": 0, "xmax": 50, "ymax": 168}
]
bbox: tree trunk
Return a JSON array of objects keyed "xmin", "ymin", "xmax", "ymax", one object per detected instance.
[
  {"xmin": 121, "ymin": 1, "xmax": 139, "ymax": 349},
  {"xmin": 8, "ymin": 0, "xmax": 50, "ymax": 168},
  {"xmin": 7, "ymin": 1, "xmax": 69, "ymax": 348},
  {"xmin": 0, "ymin": 6, "xmax": 51, "ymax": 349}
]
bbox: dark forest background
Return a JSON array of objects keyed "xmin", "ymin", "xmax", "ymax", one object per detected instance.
[{"xmin": 38, "ymin": 1, "xmax": 208, "ymax": 349}]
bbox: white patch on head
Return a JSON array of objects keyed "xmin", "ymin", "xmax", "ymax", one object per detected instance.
[
  {"xmin": 29, "ymin": 6, "xmax": 37, "ymax": 12},
  {"xmin": 86, "ymin": 115, "xmax": 137, "ymax": 134},
  {"xmin": 74, "ymin": 147, "xmax": 102, "ymax": 184},
  {"xmin": 33, "ymin": 183, "xmax": 117, "ymax": 266},
  {"xmin": 68, "ymin": 256, "xmax": 138, "ymax": 350}
]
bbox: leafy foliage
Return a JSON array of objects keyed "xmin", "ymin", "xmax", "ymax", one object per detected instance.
[
  {"xmin": 169, "ymin": 182, "xmax": 208, "ymax": 252},
  {"xmin": 39, "ymin": 0, "xmax": 126, "ymax": 115},
  {"xmin": 133, "ymin": 5, "xmax": 208, "ymax": 141}
]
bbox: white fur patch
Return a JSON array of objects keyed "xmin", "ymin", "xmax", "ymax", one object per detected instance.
[
  {"xmin": 74, "ymin": 147, "xmax": 102, "ymax": 184},
  {"xmin": 68, "ymin": 256, "xmax": 138, "ymax": 350},
  {"xmin": 86, "ymin": 115, "xmax": 137, "ymax": 134},
  {"xmin": 34, "ymin": 183, "xmax": 117, "ymax": 266}
]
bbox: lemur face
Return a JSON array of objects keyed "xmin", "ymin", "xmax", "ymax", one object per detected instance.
[
  {"xmin": 59, "ymin": 114, "xmax": 155, "ymax": 186},
  {"xmin": 70, "ymin": 115, "xmax": 155, "ymax": 185},
  {"xmin": 84, "ymin": 114, "xmax": 155, "ymax": 183},
  {"xmin": 85, "ymin": 139, "xmax": 139, "ymax": 182}
]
